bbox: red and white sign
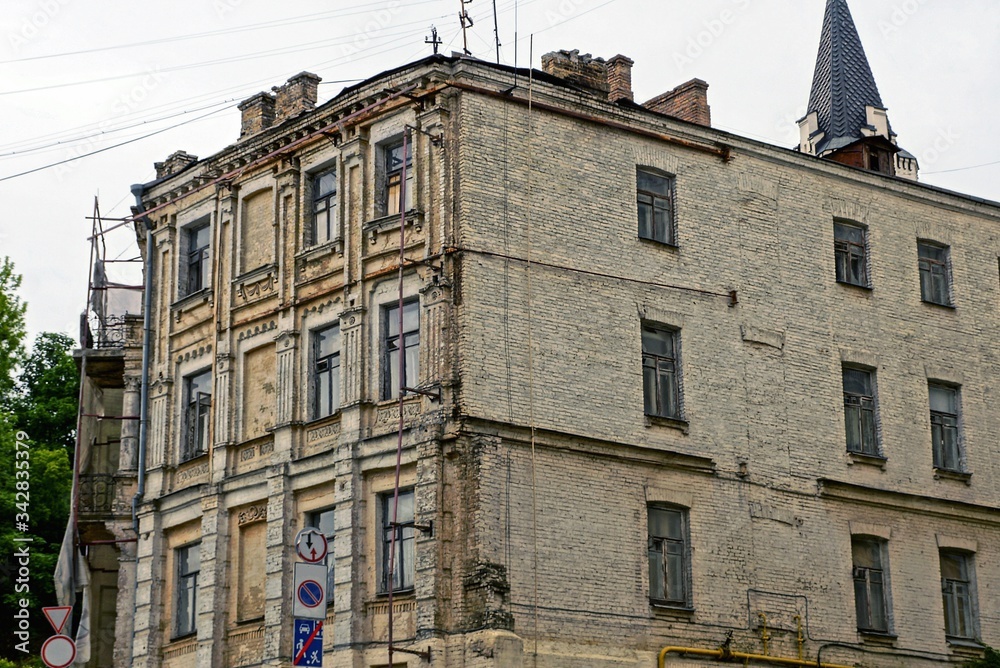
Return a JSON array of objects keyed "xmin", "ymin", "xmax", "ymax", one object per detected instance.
[
  {"xmin": 41, "ymin": 635, "xmax": 76, "ymax": 668},
  {"xmin": 295, "ymin": 528, "xmax": 328, "ymax": 564},
  {"xmin": 42, "ymin": 606, "xmax": 72, "ymax": 634}
]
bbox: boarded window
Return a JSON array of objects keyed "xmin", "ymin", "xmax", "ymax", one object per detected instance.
[
  {"xmin": 241, "ymin": 189, "xmax": 274, "ymax": 273},
  {"xmin": 237, "ymin": 520, "xmax": 267, "ymax": 621},
  {"xmin": 243, "ymin": 346, "xmax": 276, "ymax": 440}
]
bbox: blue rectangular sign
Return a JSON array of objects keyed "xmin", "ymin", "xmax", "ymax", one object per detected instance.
[{"xmin": 293, "ymin": 618, "xmax": 323, "ymax": 666}]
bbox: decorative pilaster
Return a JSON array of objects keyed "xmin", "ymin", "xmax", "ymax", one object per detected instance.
[
  {"xmin": 197, "ymin": 491, "xmax": 227, "ymax": 668},
  {"xmin": 146, "ymin": 378, "xmax": 172, "ymax": 469},
  {"xmin": 263, "ymin": 465, "xmax": 293, "ymax": 665},
  {"xmin": 213, "ymin": 354, "xmax": 233, "ymax": 485},
  {"xmin": 130, "ymin": 508, "xmax": 164, "ymax": 668},
  {"xmin": 274, "ymin": 331, "xmax": 299, "ymax": 425},
  {"xmin": 419, "ymin": 279, "xmax": 452, "ymax": 388},
  {"xmin": 339, "ymin": 306, "xmax": 365, "ymax": 406}
]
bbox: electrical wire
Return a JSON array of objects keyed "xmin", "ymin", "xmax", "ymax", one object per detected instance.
[{"xmin": 923, "ymin": 159, "xmax": 1000, "ymax": 175}]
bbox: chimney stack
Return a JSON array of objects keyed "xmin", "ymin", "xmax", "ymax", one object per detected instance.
[
  {"xmin": 643, "ymin": 79, "xmax": 712, "ymax": 127},
  {"xmin": 606, "ymin": 55, "xmax": 634, "ymax": 102},
  {"xmin": 272, "ymin": 71, "xmax": 322, "ymax": 124},
  {"xmin": 154, "ymin": 150, "xmax": 199, "ymax": 179},
  {"xmin": 237, "ymin": 92, "xmax": 276, "ymax": 139}
]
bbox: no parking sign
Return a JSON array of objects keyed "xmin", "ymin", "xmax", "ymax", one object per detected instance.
[{"xmin": 292, "ymin": 562, "xmax": 328, "ymax": 620}]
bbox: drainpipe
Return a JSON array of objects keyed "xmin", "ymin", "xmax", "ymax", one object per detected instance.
[
  {"xmin": 129, "ymin": 183, "xmax": 152, "ymax": 534},
  {"xmin": 657, "ymin": 645, "xmax": 855, "ymax": 668}
]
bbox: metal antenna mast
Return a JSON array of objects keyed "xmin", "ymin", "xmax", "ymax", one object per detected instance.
[
  {"xmin": 458, "ymin": 0, "xmax": 474, "ymax": 55},
  {"xmin": 492, "ymin": 0, "xmax": 501, "ymax": 63}
]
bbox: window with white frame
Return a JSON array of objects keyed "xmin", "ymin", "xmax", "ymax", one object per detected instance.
[
  {"xmin": 174, "ymin": 542, "xmax": 200, "ymax": 638},
  {"xmin": 183, "ymin": 369, "xmax": 211, "ymax": 461},
  {"xmin": 312, "ymin": 324, "xmax": 340, "ymax": 419},
  {"xmin": 379, "ymin": 488, "xmax": 414, "ymax": 593},
  {"xmin": 311, "ymin": 168, "xmax": 337, "ymax": 245}
]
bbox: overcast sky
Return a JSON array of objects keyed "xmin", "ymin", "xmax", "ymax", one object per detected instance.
[{"xmin": 1, "ymin": 0, "xmax": 997, "ymax": 342}]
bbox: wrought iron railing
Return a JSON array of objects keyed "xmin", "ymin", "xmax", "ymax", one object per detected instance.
[{"xmin": 78, "ymin": 474, "xmax": 119, "ymax": 515}]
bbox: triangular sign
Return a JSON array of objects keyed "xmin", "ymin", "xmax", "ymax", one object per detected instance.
[{"xmin": 42, "ymin": 606, "xmax": 72, "ymax": 634}]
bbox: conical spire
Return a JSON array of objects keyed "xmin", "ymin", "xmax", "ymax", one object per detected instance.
[{"xmin": 806, "ymin": 0, "xmax": 885, "ymax": 154}]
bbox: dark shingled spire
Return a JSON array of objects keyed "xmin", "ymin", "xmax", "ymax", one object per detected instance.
[{"xmin": 807, "ymin": 0, "xmax": 885, "ymax": 154}]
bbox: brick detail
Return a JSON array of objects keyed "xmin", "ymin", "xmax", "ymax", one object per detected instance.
[
  {"xmin": 541, "ymin": 49, "xmax": 610, "ymax": 96},
  {"xmin": 272, "ymin": 71, "xmax": 321, "ymax": 124},
  {"xmin": 237, "ymin": 92, "xmax": 276, "ymax": 139},
  {"xmin": 606, "ymin": 54, "xmax": 634, "ymax": 102},
  {"xmin": 643, "ymin": 78, "xmax": 711, "ymax": 127}
]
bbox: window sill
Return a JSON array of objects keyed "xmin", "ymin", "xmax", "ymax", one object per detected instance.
[
  {"xmin": 644, "ymin": 414, "xmax": 689, "ymax": 434},
  {"xmin": 921, "ymin": 299, "xmax": 956, "ymax": 310},
  {"xmin": 638, "ymin": 235, "xmax": 678, "ymax": 250},
  {"xmin": 178, "ymin": 451, "xmax": 208, "ymax": 466},
  {"xmin": 650, "ymin": 602, "xmax": 695, "ymax": 616},
  {"xmin": 847, "ymin": 451, "xmax": 887, "ymax": 469},
  {"xmin": 858, "ymin": 630, "xmax": 897, "ymax": 646},
  {"xmin": 934, "ymin": 467, "xmax": 972, "ymax": 485},
  {"xmin": 363, "ymin": 209, "xmax": 423, "ymax": 243},
  {"xmin": 375, "ymin": 588, "xmax": 415, "ymax": 599},
  {"xmin": 296, "ymin": 239, "xmax": 342, "ymax": 263},
  {"xmin": 171, "ymin": 288, "xmax": 212, "ymax": 312},
  {"xmin": 947, "ymin": 638, "xmax": 984, "ymax": 655},
  {"xmin": 836, "ymin": 279, "xmax": 872, "ymax": 291}
]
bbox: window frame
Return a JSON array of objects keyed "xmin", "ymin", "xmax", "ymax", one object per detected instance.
[
  {"xmin": 929, "ymin": 383, "xmax": 962, "ymax": 472},
  {"xmin": 834, "ymin": 220, "xmax": 870, "ymax": 288},
  {"xmin": 182, "ymin": 221, "xmax": 211, "ymax": 298},
  {"xmin": 642, "ymin": 324, "xmax": 682, "ymax": 420},
  {"xmin": 647, "ymin": 504, "xmax": 691, "ymax": 608},
  {"xmin": 918, "ymin": 240, "xmax": 953, "ymax": 307},
  {"xmin": 306, "ymin": 507, "xmax": 336, "ymax": 604},
  {"xmin": 312, "ymin": 323, "xmax": 341, "ymax": 420},
  {"xmin": 842, "ymin": 366, "xmax": 880, "ymax": 457},
  {"xmin": 182, "ymin": 369, "xmax": 212, "ymax": 462},
  {"xmin": 174, "ymin": 542, "xmax": 200, "ymax": 639},
  {"xmin": 382, "ymin": 300, "xmax": 420, "ymax": 401},
  {"xmin": 940, "ymin": 550, "xmax": 978, "ymax": 641},
  {"xmin": 310, "ymin": 167, "xmax": 338, "ymax": 246},
  {"xmin": 852, "ymin": 536, "xmax": 891, "ymax": 634},
  {"xmin": 636, "ymin": 167, "xmax": 676, "ymax": 246},
  {"xmin": 378, "ymin": 488, "xmax": 415, "ymax": 594},
  {"xmin": 382, "ymin": 139, "xmax": 413, "ymax": 217}
]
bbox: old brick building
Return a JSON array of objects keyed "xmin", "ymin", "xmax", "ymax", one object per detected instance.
[{"xmin": 93, "ymin": 1, "xmax": 1000, "ymax": 666}]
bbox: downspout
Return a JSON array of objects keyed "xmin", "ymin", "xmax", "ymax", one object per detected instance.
[
  {"xmin": 657, "ymin": 646, "xmax": 855, "ymax": 668},
  {"xmin": 130, "ymin": 183, "xmax": 153, "ymax": 534}
]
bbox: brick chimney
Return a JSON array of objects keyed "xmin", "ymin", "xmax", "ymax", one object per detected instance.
[
  {"xmin": 606, "ymin": 54, "xmax": 634, "ymax": 102},
  {"xmin": 541, "ymin": 50, "xmax": 610, "ymax": 95},
  {"xmin": 643, "ymin": 79, "xmax": 711, "ymax": 127},
  {"xmin": 154, "ymin": 150, "xmax": 198, "ymax": 179},
  {"xmin": 237, "ymin": 91, "xmax": 276, "ymax": 139},
  {"xmin": 272, "ymin": 71, "xmax": 322, "ymax": 124}
]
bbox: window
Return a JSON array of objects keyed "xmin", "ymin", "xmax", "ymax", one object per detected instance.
[
  {"xmin": 642, "ymin": 325, "xmax": 680, "ymax": 420},
  {"xmin": 918, "ymin": 241, "xmax": 952, "ymax": 306},
  {"xmin": 183, "ymin": 370, "xmax": 211, "ymax": 461},
  {"xmin": 647, "ymin": 505, "xmax": 689, "ymax": 606},
  {"xmin": 184, "ymin": 223, "xmax": 211, "ymax": 296},
  {"xmin": 384, "ymin": 140, "xmax": 413, "ymax": 216},
  {"xmin": 941, "ymin": 551, "xmax": 977, "ymax": 639},
  {"xmin": 834, "ymin": 221, "xmax": 869, "ymax": 287},
  {"xmin": 637, "ymin": 169, "xmax": 675, "ymax": 245},
  {"xmin": 311, "ymin": 169, "xmax": 337, "ymax": 245},
  {"xmin": 175, "ymin": 543, "xmax": 200, "ymax": 638},
  {"xmin": 929, "ymin": 384, "xmax": 961, "ymax": 471},
  {"xmin": 379, "ymin": 489, "xmax": 414, "ymax": 593},
  {"xmin": 852, "ymin": 537, "xmax": 889, "ymax": 633},
  {"xmin": 382, "ymin": 301, "xmax": 419, "ymax": 400},
  {"xmin": 843, "ymin": 367, "xmax": 879, "ymax": 456},
  {"xmin": 312, "ymin": 325, "xmax": 340, "ymax": 419},
  {"xmin": 307, "ymin": 508, "xmax": 335, "ymax": 603}
]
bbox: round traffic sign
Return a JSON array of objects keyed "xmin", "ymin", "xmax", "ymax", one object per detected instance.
[
  {"xmin": 295, "ymin": 528, "xmax": 328, "ymax": 563},
  {"xmin": 41, "ymin": 635, "xmax": 76, "ymax": 668},
  {"xmin": 297, "ymin": 579, "xmax": 324, "ymax": 608}
]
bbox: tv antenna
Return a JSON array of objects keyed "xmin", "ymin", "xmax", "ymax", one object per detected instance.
[
  {"xmin": 425, "ymin": 25, "xmax": 442, "ymax": 54},
  {"xmin": 458, "ymin": 0, "xmax": 474, "ymax": 56}
]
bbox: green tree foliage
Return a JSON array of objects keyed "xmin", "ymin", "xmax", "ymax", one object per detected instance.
[
  {"xmin": 0, "ymin": 257, "xmax": 26, "ymax": 405},
  {"xmin": 966, "ymin": 647, "xmax": 1000, "ymax": 667},
  {"xmin": 0, "ymin": 259, "xmax": 77, "ymax": 661}
]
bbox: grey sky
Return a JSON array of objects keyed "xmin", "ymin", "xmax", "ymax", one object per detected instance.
[{"xmin": 1, "ymin": 0, "xmax": 997, "ymax": 341}]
